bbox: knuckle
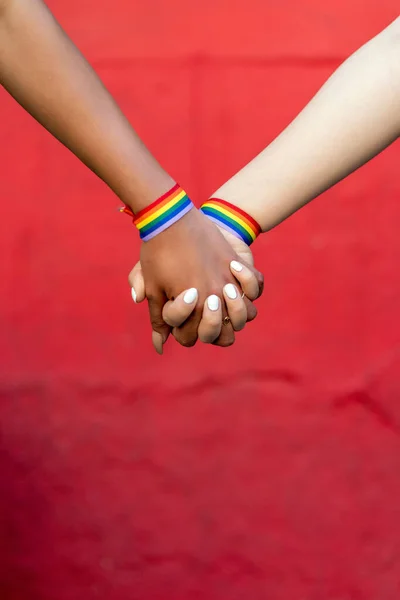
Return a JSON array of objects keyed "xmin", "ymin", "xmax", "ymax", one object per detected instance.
[
  {"xmin": 233, "ymin": 320, "xmax": 246, "ymax": 332},
  {"xmin": 149, "ymin": 312, "xmax": 166, "ymax": 331},
  {"xmin": 214, "ymin": 327, "xmax": 235, "ymax": 347},
  {"xmin": 227, "ymin": 304, "xmax": 245, "ymax": 319},
  {"xmin": 199, "ymin": 326, "xmax": 220, "ymax": 344},
  {"xmin": 238, "ymin": 269, "xmax": 252, "ymax": 284},
  {"xmin": 246, "ymin": 305, "xmax": 258, "ymax": 322},
  {"xmin": 147, "ymin": 290, "xmax": 158, "ymax": 303},
  {"xmin": 205, "ymin": 313, "xmax": 222, "ymax": 327},
  {"xmin": 214, "ymin": 336, "xmax": 235, "ymax": 347},
  {"xmin": 246, "ymin": 287, "xmax": 259, "ymax": 301},
  {"xmin": 173, "ymin": 330, "xmax": 198, "ymax": 348},
  {"xmin": 199, "ymin": 333, "xmax": 215, "ymax": 344},
  {"xmin": 180, "ymin": 337, "xmax": 198, "ymax": 348},
  {"xmin": 151, "ymin": 320, "xmax": 166, "ymax": 333}
]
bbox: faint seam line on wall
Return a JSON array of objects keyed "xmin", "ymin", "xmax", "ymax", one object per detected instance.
[
  {"xmin": 92, "ymin": 55, "xmax": 345, "ymax": 71},
  {"xmin": 172, "ymin": 369, "xmax": 302, "ymax": 398},
  {"xmin": 332, "ymin": 344, "xmax": 400, "ymax": 435},
  {"xmin": 333, "ymin": 389, "xmax": 400, "ymax": 435},
  {"xmin": 0, "ymin": 369, "xmax": 301, "ymax": 399}
]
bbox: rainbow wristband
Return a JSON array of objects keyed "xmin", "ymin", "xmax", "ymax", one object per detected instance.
[
  {"xmin": 200, "ymin": 198, "xmax": 261, "ymax": 246},
  {"xmin": 120, "ymin": 184, "xmax": 194, "ymax": 241}
]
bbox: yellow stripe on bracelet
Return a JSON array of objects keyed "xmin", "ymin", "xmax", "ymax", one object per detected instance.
[
  {"xmin": 200, "ymin": 198, "xmax": 261, "ymax": 245},
  {"xmin": 120, "ymin": 184, "xmax": 194, "ymax": 241},
  {"xmin": 136, "ymin": 188, "xmax": 187, "ymax": 230}
]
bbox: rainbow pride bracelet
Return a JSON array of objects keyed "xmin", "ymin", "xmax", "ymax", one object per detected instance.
[
  {"xmin": 120, "ymin": 184, "xmax": 194, "ymax": 241},
  {"xmin": 200, "ymin": 198, "xmax": 261, "ymax": 246}
]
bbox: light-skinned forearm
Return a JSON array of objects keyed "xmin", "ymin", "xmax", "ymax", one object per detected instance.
[
  {"xmin": 0, "ymin": 0, "xmax": 174, "ymax": 211},
  {"xmin": 214, "ymin": 17, "xmax": 400, "ymax": 231}
]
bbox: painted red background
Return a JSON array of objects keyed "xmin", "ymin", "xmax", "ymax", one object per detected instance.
[{"xmin": 1, "ymin": 1, "xmax": 400, "ymax": 598}]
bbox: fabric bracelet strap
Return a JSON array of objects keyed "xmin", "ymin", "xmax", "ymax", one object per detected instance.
[
  {"xmin": 200, "ymin": 198, "xmax": 261, "ymax": 246},
  {"xmin": 120, "ymin": 184, "xmax": 194, "ymax": 241}
]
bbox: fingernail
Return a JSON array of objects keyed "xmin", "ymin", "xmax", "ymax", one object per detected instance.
[
  {"xmin": 231, "ymin": 260, "xmax": 243, "ymax": 272},
  {"xmin": 131, "ymin": 287, "xmax": 137, "ymax": 303},
  {"xmin": 183, "ymin": 288, "xmax": 198, "ymax": 304},
  {"xmin": 152, "ymin": 331, "xmax": 163, "ymax": 355},
  {"xmin": 224, "ymin": 283, "xmax": 238, "ymax": 299},
  {"xmin": 207, "ymin": 295, "xmax": 219, "ymax": 311}
]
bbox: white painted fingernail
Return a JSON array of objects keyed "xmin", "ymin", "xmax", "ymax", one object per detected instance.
[
  {"xmin": 225, "ymin": 283, "xmax": 238, "ymax": 299},
  {"xmin": 207, "ymin": 295, "xmax": 219, "ymax": 311},
  {"xmin": 131, "ymin": 287, "xmax": 137, "ymax": 303},
  {"xmin": 231, "ymin": 260, "xmax": 243, "ymax": 272},
  {"xmin": 152, "ymin": 331, "xmax": 163, "ymax": 355},
  {"xmin": 183, "ymin": 288, "xmax": 198, "ymax": 304}
]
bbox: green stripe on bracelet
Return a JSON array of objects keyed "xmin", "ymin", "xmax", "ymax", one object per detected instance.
[{"xmin": 200, "ymin": 198, "xmax": 261, "ymax": 245}]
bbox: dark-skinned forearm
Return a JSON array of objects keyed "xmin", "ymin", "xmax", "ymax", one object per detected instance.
[{"xmin": 0, "ymin": 0, "xmax": 173, "ymax": 211}]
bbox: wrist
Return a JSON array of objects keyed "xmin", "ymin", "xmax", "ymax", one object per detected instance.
[
  {"xmin": 120, "ymin": 172, "xmax": 176, "ymax": 214},
  {"xmin": 200, "ymin": 196, "xmax": 261, "ymax": 246},
  {"xmin": 212, "ymin": 175, "xmax": 296, "ymax": 234},
  {"xmin": 212, "ymin": 175, "xmax": 267, "ymax": 231}
]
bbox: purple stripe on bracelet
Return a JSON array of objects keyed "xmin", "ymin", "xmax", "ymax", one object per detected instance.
[
  {"xmin": 142, "ymin": 202, "xmax": 194, "ymax": 241},
  {"xmin": 203, "ymin": 214, "xmax": 244, "ymax": 242}
]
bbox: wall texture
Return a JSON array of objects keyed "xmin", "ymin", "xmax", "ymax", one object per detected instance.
[{"xmin": 1, "ymin": 1, "xmax": 400, "ymax": 598}]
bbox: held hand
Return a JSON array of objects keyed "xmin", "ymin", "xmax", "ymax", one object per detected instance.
[
  {"xmin": 129, "ymin": 213, "xmax": 264, "ymax": 352},
  {"xmin": 162, "ymin": 259, "xmax": 261, "ymax": 344}
]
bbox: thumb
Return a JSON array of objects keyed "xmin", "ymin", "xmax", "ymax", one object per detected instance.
[
  {"xmin": 148, "ymin": 293, "xmax": 171, "ymax": 355},
  {"xmin": 128, "ymin": 261, "xmax": 146, "ymax": 303}
]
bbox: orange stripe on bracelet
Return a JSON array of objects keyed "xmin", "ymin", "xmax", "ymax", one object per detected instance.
[
  {"xmin": 120, "ymin": 184, "xmax": 194, "ymax": 242},
  {"xmin": 200, "ymin": 198, "xmax": 261, "ymax": 245}
]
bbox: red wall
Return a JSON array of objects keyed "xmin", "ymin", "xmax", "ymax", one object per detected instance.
[{"xmin": 1, "ymin": 1, "xmax": 400, "ymax": 598}]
